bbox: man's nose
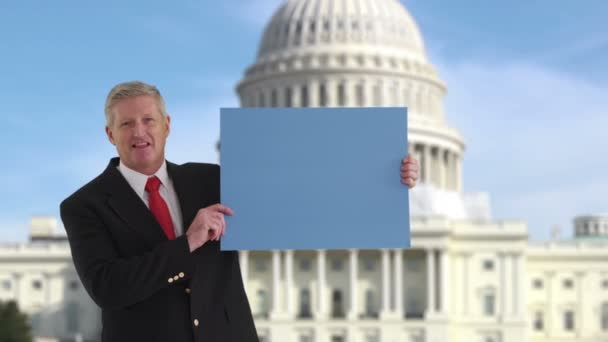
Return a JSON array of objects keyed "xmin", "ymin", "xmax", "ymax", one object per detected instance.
[{"xmin": 133, "ymin": 121, "xmax": 146, "ymax": 137}]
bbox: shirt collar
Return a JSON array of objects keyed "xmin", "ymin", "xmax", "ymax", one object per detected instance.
[{"xmin": 118, "ymin": 160, "xmax": 169, "ymax": 198}]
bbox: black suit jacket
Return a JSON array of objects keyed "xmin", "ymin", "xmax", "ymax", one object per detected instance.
[{"xmin": 60, "ymin": 158, "xmax": 259, "ymax": 342}]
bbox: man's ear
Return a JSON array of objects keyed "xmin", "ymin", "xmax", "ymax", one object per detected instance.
[
  {"xmin": 105, "ymin": 126, "xmax": 116, "ymax": 145},
  {"xmin": 165, "ymin": 115, "xmax": 171, "ymax": 137}
]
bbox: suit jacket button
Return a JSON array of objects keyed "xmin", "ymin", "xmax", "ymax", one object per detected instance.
[
  {"xmin": 185, "ymin": 288, "xmax": 191, "ymax": 294},
  {"xmin": 173, "ymin": 275, "xmax": 179, "ymax": 281},
  {"xmin": 193, "ymin": 319, "xmax": 199, "ymax": 327},
  {"xmin": 168, "ymin": 278, "xmax": 174, "ymax": 283},
  {"xmin": 179, "ymin": 272, "xmax": 185, "ymax": 278}
]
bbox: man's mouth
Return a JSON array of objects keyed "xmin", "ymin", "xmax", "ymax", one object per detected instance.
[{"xmin": 132, "ymin": 142, "xmax": 151, "ymax": 149}]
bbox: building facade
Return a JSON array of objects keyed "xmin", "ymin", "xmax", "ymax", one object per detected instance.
[{"xmin": 1, "ymin": 0, "xmax": 607, "ymax": 341}]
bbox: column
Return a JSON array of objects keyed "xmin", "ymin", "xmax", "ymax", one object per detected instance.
[
  {"xmin": 239, "ymin": 251, "xmax": 249, "ymax": 291},
  {"xmin": 285, "ymin": 250, "xmax": 295, "ymax": 317},
  {"xmin": 515, "ymin": 254, "xmax": 525, "ymax": 317},
  {"xmin": 545, "ymin": 272, "xmax": 554, "ymax": 338},
  {"xmin": 445, "ymin": 151, "xmax": 453, "ymax": 190},
  {"xmin": 463, "ymin": 254, "xmax": 471, "ymax": 315},
  {"xmin": 317, "ymin": 250, "xmax": 327, "ymax": 319},
  {"xmin": 271, "ymin": 250, "xmax": 282, "ymax": 318},
  {"xmin": 394, "ymin": 249, "xmax": 404, "ymax": 318},
  {"xmin": 576, "ymin": 272, "xmax": 584, "ymax": 338},
  {"xmin": 381, "ymin": 249, "xmax": 391, "ymax": 316},
  {"xmin": 348, "ymin": 249, "xmax": 359, "ymax": 320},
  {"xmin": 43, "ymin": 272, "xmax": 52, "ymax": 304},
  {"xmin": 12, "ymin": 273, "xmax": 22, "ymax": 304},
  {"xmin": 326, "ymin": 79, "xmax": 336, "ymax": 107},
  {"xmin": 423, "ymin": 145, "xmax": 431, "ymax": 184},
  {"xmin": 309, "ymin": 80, "xmax": 319, "ymax": 107},
  {"xmin": 438, "ymin": 149, "xmax": 446, "ymax": 189},
  {"xmin": 455, "ymin": 153, "xmax": 463, "ymax": 192},
  {"xmin": 426, "ymin": 249, "xmax": 436, "ymax": 317},
  {"xmin": 439, "ymin": 250, "xmax": 449, "ymax": 315}
]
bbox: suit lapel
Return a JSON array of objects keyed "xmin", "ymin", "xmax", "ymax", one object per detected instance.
[{"xmin": 101, "ymin": 158, "xmax": 168, "ymax": 247}]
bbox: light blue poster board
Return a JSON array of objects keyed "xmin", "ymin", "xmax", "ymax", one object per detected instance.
[{"xmin": 220, "ymin": 107, "xmax": 409, "ymax": 251}]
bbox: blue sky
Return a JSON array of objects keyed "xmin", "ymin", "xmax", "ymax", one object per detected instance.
[{"xmin": 0, "ymin": 0, "xmax": 606, "ymax": 242}]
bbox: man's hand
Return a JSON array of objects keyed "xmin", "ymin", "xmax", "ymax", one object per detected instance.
[
  {"xmin": 401, "ymin": 154, "xmax": 419, "ymax": 189},
  {"xmin": 185, "ymin": 203, "xmax": 234, "ymax": 252}
]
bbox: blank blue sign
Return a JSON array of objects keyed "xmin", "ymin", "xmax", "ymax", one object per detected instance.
[{"xmin": 220, "ymin": 107, "xmax": 409, "ymax": 251}]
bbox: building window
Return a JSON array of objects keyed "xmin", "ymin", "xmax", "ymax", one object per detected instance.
[
  {"xmin": 32, "ymin": 280, "xmax": 42, "ymax": 290},
  {"xmin": 364, "ymin": 289, "xmax": 377, "ymax": 318},
  {"xmin": 564, "ymin": 310, "xmax": 575, "ymax": 331},
  {"xmin": 255, "ymin": 259, "xmax": 267, "ymax": 272},
  {"xmin": 300, "ymin": 334, "xmax": 313, "ymax": 342},
  {"xmin": 364, "ymin": 333, "xmax": 379, "ymax": 342},
  {"xmin": 258, "ymin": 92, "xmax": 265, "ymax": 107},
  {"xmin": 285, "ymin": 87, "xmax": 293, "ymax": 107},
  {"xmin": 331, "ymin": 289, "xmax": 345, "ymax": 318},
  {"xmin": 256, "ymin": 289, "xmax": 269, "ymax": 318},
  {"xmin": 483, "ymin": 260, "xmax": 494, "ymax": 271},
  {"xmin": 298, "ymin": 288, "xmax": 312, "ymax": 319},
  {"xmin": 483, "ymin": 293, "xmax": 495, "ymax": 316},
  {"xmin": 406, "ymin": 258, "xmax": 420, "ymax": 272},
  {"xmin": 363, "ymin": 257, "xmax": 375, "ymax": 271},
  {"xmin": 331, "ymin": 336, "xmax": 345, "ymax": 342},
  {"xmin": 356, "ymin": 83, "xmax": 364, "ymax": 106},
  {"xmin": 301, "ymin": 85, "xmax": 309, "ymax": 107},
  {"xmin": 373, "ymin": 84, "xmax": 382, "ymax": 106},
  {"xmin": 331, "ymin": 258, "xmax": 343, "ymax": 271},
  {"xmin": 533, "ymin": 279, "xmax": 543, "ymax": 289},
  {"xmin": 65, "ymin": 302, "xmax": 79, "ymax": 333},
  {"xmin": 337, "ymin": 83, "xmax": 346, "ymax": 106},
  {"xmin": 299, "ymin": 258, "xmax": 311, "ymax": 272},
  {"xmin": 1, "ymin": 280, "xmax": 11, "ymax": 290},
  {"xmin": 271, "ymin": 89, "xmax": 278, "ymax": 107},
  {"xmin": 319, "ymin": 83, "xmax": 327, "ymax": 107},
  {"xmin": 534, "ymin": 311, "xmax": 544, "ymax": 331},
  {"xmin": 69, "ymin": 280, "xmax": 79, "ymax": 291},
  {"xmin": 406, "ymin": 293, "xmax": 423, "ymax": 319},
  {"xmin": 601, "ymin": 302, "xmax": 608, "ymax": 331},
  {"xmin": 563, "ymin": 279, "xmax": 574, "ymax": 289},
  {"xmin": 602, "ymin": 279, "xmax": 608, "ymax": 289}
]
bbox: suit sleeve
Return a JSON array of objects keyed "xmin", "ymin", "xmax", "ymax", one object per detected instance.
[{"xmin": 60, "ymin": 197, "xmax": 195, "ymax": 310}]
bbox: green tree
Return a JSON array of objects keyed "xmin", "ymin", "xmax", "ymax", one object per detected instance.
[{"xmin": 0, "ymin": 300, "xmax": 33, "ymax": 342}]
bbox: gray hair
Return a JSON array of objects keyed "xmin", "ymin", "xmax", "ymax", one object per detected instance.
[{"xmin": 104, "ymin": 81, "xmax": 168, "ymax": 126}]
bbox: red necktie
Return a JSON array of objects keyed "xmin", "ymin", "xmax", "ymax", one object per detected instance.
[{"xmin": 145, "ymin": 176, "xmax": 176, "ymax": 240}]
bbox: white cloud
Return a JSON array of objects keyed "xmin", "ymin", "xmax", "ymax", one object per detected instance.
[{"xmin": 432, "ymin": 57, "xmax": 608, "ymax": 241}]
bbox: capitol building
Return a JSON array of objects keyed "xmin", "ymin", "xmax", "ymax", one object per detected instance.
[{"xmin": 1, "ymin": 0, "xmax": 608, "ymax": 341}]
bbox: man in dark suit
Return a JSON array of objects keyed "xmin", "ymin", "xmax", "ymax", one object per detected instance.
[{"xmin": 60, "ymin": 81, "xmax": 419, "ymax": 342}]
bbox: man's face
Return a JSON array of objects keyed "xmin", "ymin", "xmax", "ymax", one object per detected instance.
[{"xmin": 105, "ymin": 95, "xmax": 170, "ymax": 175}]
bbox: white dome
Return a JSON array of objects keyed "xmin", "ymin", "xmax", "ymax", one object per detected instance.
[{"xmin": 257, "ymin": 0, "xmax": 428, "ymax": 63}]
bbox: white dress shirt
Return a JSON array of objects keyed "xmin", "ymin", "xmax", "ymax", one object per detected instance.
[{"xmin": 117, "ymin": 160, "xmax": 184, "ymax": 237}]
